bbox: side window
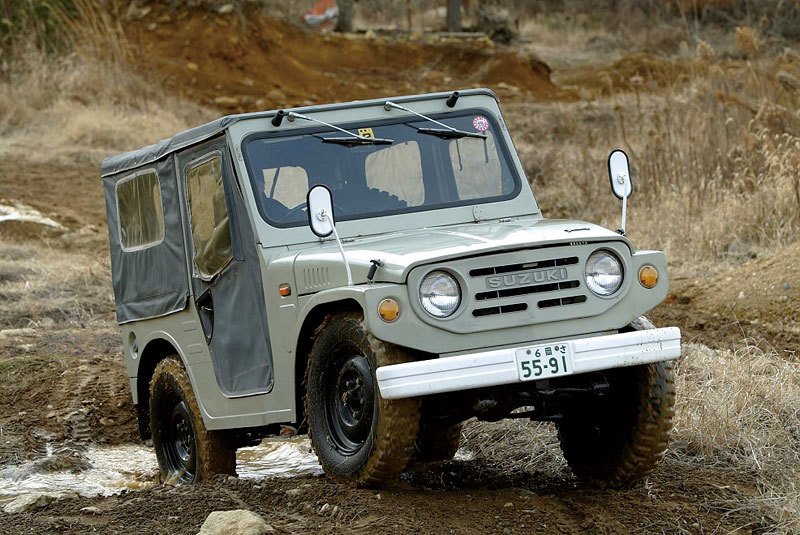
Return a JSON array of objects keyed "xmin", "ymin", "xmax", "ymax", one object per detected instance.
[
  {"xmin": 449, "ymin": 132, "xmax": 503, "ymax": 200},
  {"xmin": 364, "ymin": 141, "xmax": 424, "ymax": 207},
  {"xmin": 186, "ymin": 154, "xmax": 232, "ymax": 279},
  {"xmin": 117, "ymin": 170, "xmax": 164, "ymax": 251}
]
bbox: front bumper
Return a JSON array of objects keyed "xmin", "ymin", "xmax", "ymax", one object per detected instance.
[{"xmin": 376, "ymin": 327, "xmax": 681, "ymax": 399}]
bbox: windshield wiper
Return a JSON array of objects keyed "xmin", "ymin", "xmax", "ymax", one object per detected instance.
[
  {"xmin": 413, "ymin": 127, "xmax": 486, "ymax": 140},
  {"xmin": 384, "ymin": 101, "xmax": 486, "ymax": 140},
  {"xmin": 287, "ymin": 112, "xmax": 394, "ymax": 146},
  {"xmin": 318, "ymin": 136, "xmax": 394, "ymax": 146}
]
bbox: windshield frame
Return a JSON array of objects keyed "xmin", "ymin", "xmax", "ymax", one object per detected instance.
[{"xmin": 241, "ymin": 108, "xmax": 524, "ymax": 229}]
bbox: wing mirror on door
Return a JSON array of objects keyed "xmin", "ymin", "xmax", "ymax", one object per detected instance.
[{"xmin": 607, "ymin": 149, "xmax": 633, "ymax": 235}]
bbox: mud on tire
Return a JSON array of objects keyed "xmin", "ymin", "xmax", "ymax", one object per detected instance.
[
  {"xmin": 305, "ymin": 312, "xmax": 421, "ymax": 487},
  {"xmin": 149, "ymin": 357, "xmax": 236, "ymax": 484},
  {"xmin": 557, "ymin": 360, "xmax": 676, "ymax": 488}
]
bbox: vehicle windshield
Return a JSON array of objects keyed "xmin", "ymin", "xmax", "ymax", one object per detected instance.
[{"xmin": 243, "ymin": 111, "xmax": 521, "ymax": 228}]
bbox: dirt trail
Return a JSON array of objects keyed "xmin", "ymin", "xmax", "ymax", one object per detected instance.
[{"xmin": 126, "ymin": 4, "xmax": 570, "ymax": 113}]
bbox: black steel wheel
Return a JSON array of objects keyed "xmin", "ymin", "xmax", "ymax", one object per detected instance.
[
  {"xmin": 149, "ymin": 357, "xmax": 236, "ymax": 484},
  {"xmin": 324, "ymin": 353, "xmax": 375, "ymax": 456},
  {"xmin": 305, "ymin": 312, "xmax": 420, "ymax": 487}
]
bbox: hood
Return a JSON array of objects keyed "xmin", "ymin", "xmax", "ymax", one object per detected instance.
[{"xmin": 291, "ymin": 218, "xmax": 628, "ymax": 292}]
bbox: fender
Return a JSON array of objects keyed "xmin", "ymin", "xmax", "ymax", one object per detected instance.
[
  {"xmin": 293, "ymin": 284, "xmax": 395, "ymax": 342},
  {"xmin": 133, "ymin": 329, "xmax": 196, "ymax": 404}
]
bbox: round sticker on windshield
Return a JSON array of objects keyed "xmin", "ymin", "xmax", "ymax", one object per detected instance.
[{"xmin": 472, "ymin": 115, "xmax": 490, "ymax": 132}]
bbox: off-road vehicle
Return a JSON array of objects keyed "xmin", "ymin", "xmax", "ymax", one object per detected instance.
[{"xmin": 101, "ymin": 89, "xmax": 681, "ymax": 487}]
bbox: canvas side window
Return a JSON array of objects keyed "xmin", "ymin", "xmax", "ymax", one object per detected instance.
[
  {"xmin": 186, "ymin": 154, "xmax": 232, "ymax": 279},
  {"xmin": 117, "ymin": 170, "xmax": 165, "ymax": 251},
  {"xmin": 449, "ymin": 132, "xmax": 503, "ymax": 200},
  {"xmin": 364, "ymin": 141, "xmax": 424, "ymax": 207}
]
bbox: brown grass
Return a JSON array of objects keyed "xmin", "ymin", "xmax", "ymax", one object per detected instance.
[
  {"xmin": 0, "ymin": 1, "xmax": 213, "ymax": 165},
  {"xmin": 509, "ymin": 39, "xmax": 800, "ymax": 266}
]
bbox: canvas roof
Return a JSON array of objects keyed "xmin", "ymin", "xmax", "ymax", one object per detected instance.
[{"xmin": 100, "ymin": 88, "xmax": 498, "ymax": 177}]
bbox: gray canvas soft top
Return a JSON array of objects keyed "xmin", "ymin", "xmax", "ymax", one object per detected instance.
[{"xmin": 100, "ymin": 88, "xmax": 498, "ymax": 177}]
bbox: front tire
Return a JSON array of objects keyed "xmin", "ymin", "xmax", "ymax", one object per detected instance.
[
  {"xmin": 149, "ymin": 358, "xmax": 236, "ymax": 484},
  {"xmin": 557, "ymin": 360, "xmax": 676, "ymax": 488},
  {"xmin": 305, "ymin": 312, "xmax": 421, "ymax": 487},
  {"xmin": 414, "ymin": 419, "xmax": 462, "ymax": 463}
]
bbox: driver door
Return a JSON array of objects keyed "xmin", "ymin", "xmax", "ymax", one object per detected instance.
[{"xmin": 180, "ymin": 141, "xmax": 274, "ymax": 397}]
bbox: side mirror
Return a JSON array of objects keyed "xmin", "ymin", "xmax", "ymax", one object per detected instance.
[
  {"xmin": 607, "ymin": 149, "xmax": 633, "ymax": 199},
  {"xmin": 307, "ymin": 184, "xmax": 334, "ymax": 238},
  {"xmin": 306, "ymin": 184, "xmax": 353, "ymax": 286}
]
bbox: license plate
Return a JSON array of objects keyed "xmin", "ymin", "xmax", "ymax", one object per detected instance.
[{"xmin": 515, "ymin": 342, "xmax": 574, "ymax": 381}]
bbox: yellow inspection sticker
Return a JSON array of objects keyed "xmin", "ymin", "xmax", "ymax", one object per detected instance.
[{"xmin": 357, "ymin": 127, "xmax": 375, "ymax": 138}]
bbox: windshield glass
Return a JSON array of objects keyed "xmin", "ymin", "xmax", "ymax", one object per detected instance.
[{"xmin": 243, "ymin": 111, "xmax": 521, "ymax": 227}]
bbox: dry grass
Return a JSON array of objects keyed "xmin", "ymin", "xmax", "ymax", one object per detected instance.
[
  {"xmin": 672, "ymin": 343, "xmax": 800, "ymax": 532},
  {"xmin": 0, "ymin": 238, "xmax": 113, "ymax": 330},
  {"xmin": 508, "ymin": 38, "xmax": 800, "ymax": 266},
  {"xmin": 0, "ymin": 1, "xmax": 213, "ymax": 166}
]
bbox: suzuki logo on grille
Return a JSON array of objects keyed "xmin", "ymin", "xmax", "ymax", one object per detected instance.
[{"xmin": 486, "ymin": 268, "xmax": 568, "ymax": 289}]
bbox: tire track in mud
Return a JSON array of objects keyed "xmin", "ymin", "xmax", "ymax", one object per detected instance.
[{"xmin": 58, "ymin": 360, "xmax": 125, "ymax": 457}]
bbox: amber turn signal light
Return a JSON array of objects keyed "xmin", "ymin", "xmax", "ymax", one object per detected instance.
[
  {"xmin": 378, "ymin": 298, "xmax": 400, "ymax": 322},
  {"xmin": 279, "ymin": 283, "xmax": 292, "ymax": 297},
  {"xmin": 638, "ymin": 265, "xmax": 659, "ymax": 289}
]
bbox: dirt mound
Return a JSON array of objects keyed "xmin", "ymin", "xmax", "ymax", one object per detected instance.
[
  {"xmin": 127, "ymin": 5, "xmax": 569, "ymax": 113},
  {"xmin": 556, "ymin": 53, "xmax": 696, "ymax": 94},
  {"xmin": 689, "ymin": 241, "xmax": 800, "ymax": 324},
  {"xmin": 652, "ymin": 241, "xmax": 800, "ymax": 359}
]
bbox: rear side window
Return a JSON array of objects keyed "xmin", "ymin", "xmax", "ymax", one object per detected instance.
[
  {"xmin": 186, "ymin": 154, "xmax": 233, "ymax": 279},
  {"xmin": 116, "ymin": 170, "xmax": 164, "ymax": 251}
]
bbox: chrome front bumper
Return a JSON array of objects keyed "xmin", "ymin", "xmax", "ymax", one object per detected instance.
[{"xmin": 376, "ymin": 327, "xmax": 681, "ymax": 400}]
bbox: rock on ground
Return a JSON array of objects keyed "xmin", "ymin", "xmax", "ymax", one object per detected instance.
[
  {"xmin": 198, "ymin": 510, "xmax": 274, "ymax": 535},
  {"xmin": 3, "ymin": 493, "xmax": 58, "ymax": 514}
]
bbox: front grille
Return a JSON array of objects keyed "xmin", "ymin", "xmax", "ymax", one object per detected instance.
[
  {"xmin": 469, "ymin": 256, "xmax": 578, "ymax": 277},
  {"xmin": 538, "ymin": 295, "xmax": 587, "ymax": 308},
  {"xmin": 469, "ymin": 254, "xmax": 588, "ymax": 317},
  {"xmin": 472, "ymin": 303, "xmax": 528, "ymax": 317},
  {"xmin": 475, "ymin": 280, "xmax": 579, "ymax": 301}
]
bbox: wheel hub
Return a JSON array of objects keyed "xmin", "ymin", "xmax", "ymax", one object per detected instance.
[
  {"xmin": 162, "ymin": 400, "xmax": 196, "ymax": 479},
  {"xmin": 326, "ymin": 354, "xmax": 375, "ymax": 455}
]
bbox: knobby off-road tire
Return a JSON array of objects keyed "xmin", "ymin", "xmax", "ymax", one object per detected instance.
[
  {"xmin": 557, "ymin": 318, "xmax": 676, "ymax": 488},
  {"xmin": 414, "ymin": 420, "xmax": 462, "ymax": 463},
  {"xmin": 305, "ymin": 312, "xmax": 421, "ymax": 487},
  {"xmin": 149, "ymin": 358, "xmax": 236, "ymax": 484}
]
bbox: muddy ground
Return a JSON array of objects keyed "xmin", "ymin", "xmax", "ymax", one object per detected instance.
[{"xmin": 0, "ymin": 166, "xmax": 790, "ymax": 535}]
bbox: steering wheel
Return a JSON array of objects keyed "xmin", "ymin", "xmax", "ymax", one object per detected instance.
[{"xmin": 279, "ymin": 201, "xmax": 347, "ymax": 223}]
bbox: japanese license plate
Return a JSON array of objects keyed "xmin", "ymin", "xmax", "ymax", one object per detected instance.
[{"xmin": 515, "ymin": 342, "xmax": 574, "ymax": 381}]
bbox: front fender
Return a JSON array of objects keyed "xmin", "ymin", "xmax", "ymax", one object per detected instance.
[{"xmin": 294, "ymin": 284, "xmax": 399, "ymax": 341}]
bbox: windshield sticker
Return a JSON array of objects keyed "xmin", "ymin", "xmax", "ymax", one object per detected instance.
[
  {"xmin": 472, "ymin": 115, "xmax": 490, "ymax": 132},
  {"xmin": 357, "ymin": 127, "xmax": 375, "ymax": 139}
]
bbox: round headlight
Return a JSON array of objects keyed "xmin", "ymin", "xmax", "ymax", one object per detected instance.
[
  {"xmin": 419, "ymin": 271, "xmax": 461, "ymax": 318},
  {"xmin": 585, "ymin": 250, "xmax": 624, "ymax": 296}
]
